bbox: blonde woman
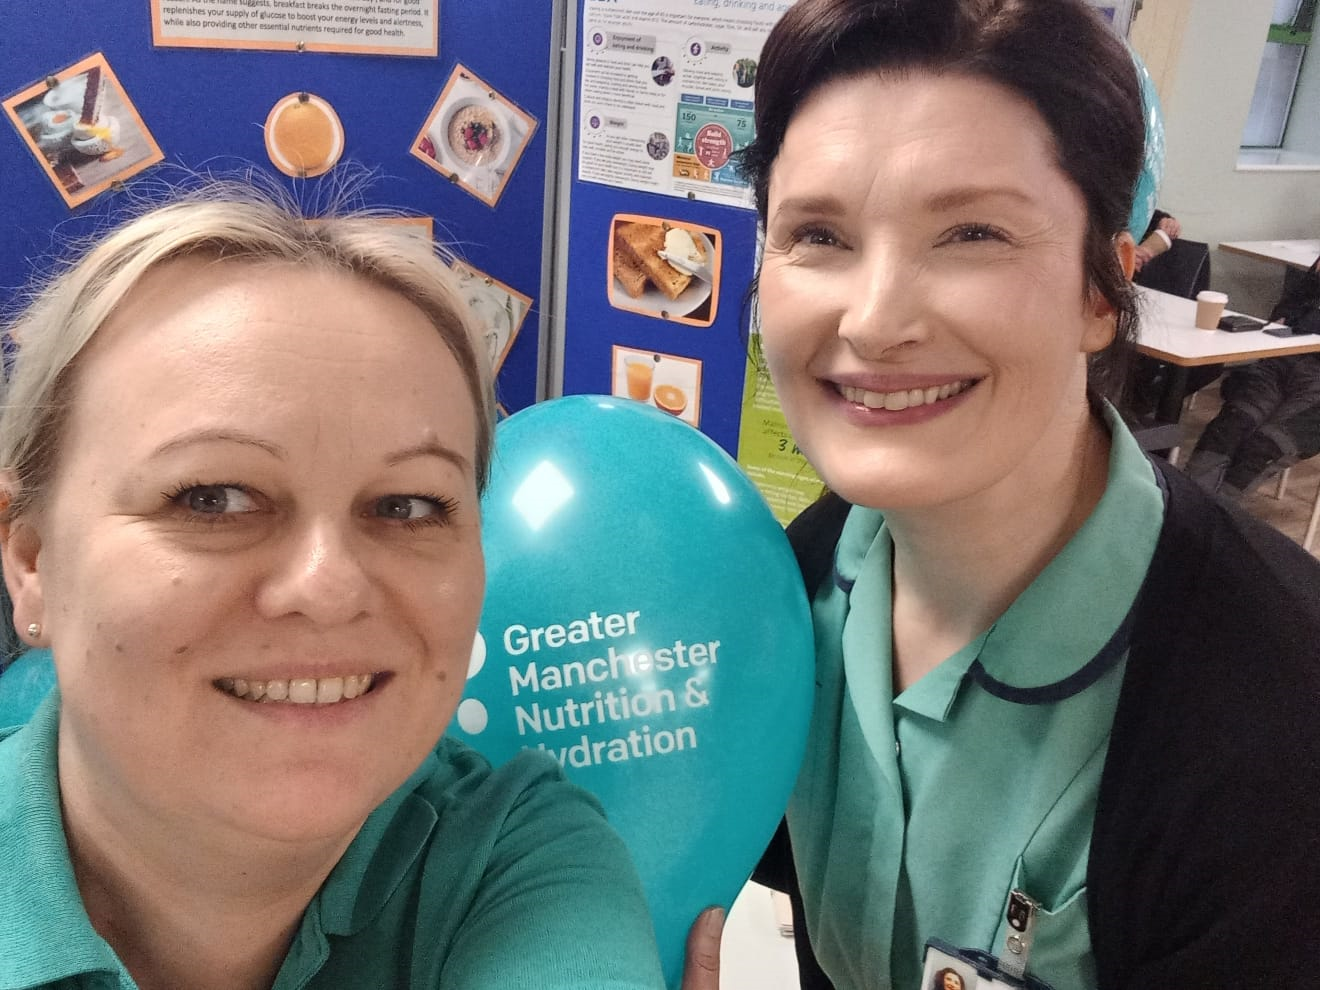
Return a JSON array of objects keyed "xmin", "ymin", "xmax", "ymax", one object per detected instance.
[{"xmin": 0, "ymin": 187, "xmax": 668, "ymax": 990}]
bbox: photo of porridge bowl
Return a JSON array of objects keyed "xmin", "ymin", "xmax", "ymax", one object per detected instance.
[{"xmin": 443, "ymin": 99, "xmax": 506, "ymax": 169}]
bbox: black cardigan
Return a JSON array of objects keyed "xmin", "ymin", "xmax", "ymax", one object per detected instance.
[{"xmin": 755, "ymin": 459, "xmax": 1320, "ymax": 988}]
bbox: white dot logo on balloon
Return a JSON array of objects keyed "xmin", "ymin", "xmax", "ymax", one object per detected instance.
[{"xmin": 456, "ymin": 632, "xmax": 489, "ymax": 734}]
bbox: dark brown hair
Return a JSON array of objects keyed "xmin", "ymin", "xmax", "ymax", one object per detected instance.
[{"xmin": 739, "ymin": 0, "xmax": 1146, "ymax": 404}]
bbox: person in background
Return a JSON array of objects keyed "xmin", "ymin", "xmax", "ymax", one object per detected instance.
[
  {"xmin": 1128, "ymin": 208, "xmax": 1223, "ymax": 420},
  {"xmin": 1132, "ymin": 209, "xmax": 1181, "ymax": 273},
  {"xmin": 1183, "ymin": 256, "xmax": 1320, "ymax": 497},
  {"xmin": 1182, "ymin": 352, "xmax": 1320, "ymax": 497},
  {"xmin": 0, "ymin": 186, "xmax": 672, "ymax": 990},
  {"xmin": 733, "ymin": 0, "xmax": 1320, "ymax": 988}
]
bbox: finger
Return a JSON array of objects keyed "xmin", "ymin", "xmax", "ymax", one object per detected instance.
[{"xmin": 681, "ymin": 906, "xmax": 725, "ymax": 990}]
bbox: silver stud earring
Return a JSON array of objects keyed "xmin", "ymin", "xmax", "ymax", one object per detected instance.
[{"xmin": 26, "ymin": 623, "xmax": 41, "ymax": 640}]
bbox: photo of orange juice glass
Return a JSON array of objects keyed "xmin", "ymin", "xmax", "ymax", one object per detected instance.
[
  {"xmin": 625, "ymin": 358, "xmax": 654, "ymax": 401},
  {"xmin": 653, "ymin": 383, "xmax": 687, "ymax": 417}
]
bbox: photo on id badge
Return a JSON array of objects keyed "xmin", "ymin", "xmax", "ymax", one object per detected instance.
[{"xmin": 922, "ymin": 939, "xmax": 1055, "ymax": 990}]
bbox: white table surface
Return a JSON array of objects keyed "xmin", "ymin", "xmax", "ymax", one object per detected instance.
[
  {"xmin": 1217, "ymin": 239, "xmax": 1320, "ymax": 270},
  {"xmin": 1135, "ymin": 285, "xmax": 1320, "ymax": 367}
]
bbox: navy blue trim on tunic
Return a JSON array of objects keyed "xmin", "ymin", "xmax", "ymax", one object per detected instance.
[
  {"xmin": 956, "ymin": 457, "xmax": 1170, "ymax": 705},
  {"xmin": 838, "ymin": 456, "xmax": 1170, "ymax": 706},
  {"xmin": 966, "ymin": 603, "xmax": 1137, "ymax": 705}
]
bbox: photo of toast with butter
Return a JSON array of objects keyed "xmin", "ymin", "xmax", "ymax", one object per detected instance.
[{"xmin": 607, "ymin": 214, "xmax": 721, "ymax": 327}]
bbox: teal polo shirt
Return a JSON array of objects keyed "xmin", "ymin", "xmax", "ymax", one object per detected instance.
[
  {"xmin": 0, "ymin": 692, "xmax": 665, "ymax": 990},
  {"xmin": 789, "ymin": 408, "xmax": 1165, "ymax": 990}
]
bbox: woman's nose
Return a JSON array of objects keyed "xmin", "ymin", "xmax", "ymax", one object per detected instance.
[
  {"xmin": 837, "ymin": 249, "xmax": 927, "ymax": 357},
  {"xmin": 256, "ymin": 520, "xmax": 371, "ymax": 625}
]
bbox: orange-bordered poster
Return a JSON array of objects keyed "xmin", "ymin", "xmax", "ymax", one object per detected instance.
[
  {"xmin": 410, "ymin": 64, "xmax": 538, "ymax": 208},
  {"xmin": 150, "ymin": 0, "xmax": 439, "ymax": 57},
  {"xmin": 3, "ymin": 53, "xmax": 164, "ymax": 209}
]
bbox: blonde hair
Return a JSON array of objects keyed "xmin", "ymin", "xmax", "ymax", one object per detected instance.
[{"xmin": 0, "ymin": 183, "xmax": 495, "ymax": 517}]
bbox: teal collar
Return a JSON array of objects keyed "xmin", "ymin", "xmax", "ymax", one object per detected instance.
[
  {"xmin": 0, "ymin": 690, "xmax": 124, "ymax": 989},
  {"xmin": 834, "ymin": 405, "xmax": 1165, "ymax": 715},
  {"xmin": 316, "ymin": 752, "xmax": 440, "ymax": 936}
]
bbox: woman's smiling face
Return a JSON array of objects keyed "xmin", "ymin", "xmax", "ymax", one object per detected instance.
[
  {"xmin": 758, "ymin": 70, "xmax": 1117, "ymax": 512},
  {"xmin": 3, "ymin": 257, "xmax": 485, "ymax": 846}
]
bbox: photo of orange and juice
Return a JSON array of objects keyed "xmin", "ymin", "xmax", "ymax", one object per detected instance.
[{"xmin": 613, "ymin": 346, "xmax": 701, "ymax": 426}]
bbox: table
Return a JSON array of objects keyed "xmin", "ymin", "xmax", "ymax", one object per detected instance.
[
  {"xmin": 1135, "ymin": 285, "xmax": 1320, "ymax": 423},
  {"xmin": 1218, "ymin": 239, "xmax": 1320, "ymax": 270}
]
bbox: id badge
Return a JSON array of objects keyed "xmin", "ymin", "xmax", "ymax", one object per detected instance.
[
  {"xmin": 920, "ymin": 889, "xmax": 1054, "ymax": 990},
  {"xmin": 920, "ymin": 940, "xmax": 1055, "ymax": 990}
]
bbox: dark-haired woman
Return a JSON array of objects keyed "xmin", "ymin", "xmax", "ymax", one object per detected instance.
[{"xmin": 738, "ymin": 1, "xmax": 1320, "ymax": 988}]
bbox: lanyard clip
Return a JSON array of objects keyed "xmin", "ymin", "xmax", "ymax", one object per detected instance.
[{"xmin": 998, "ymin": 889, "xmax": 1040, "ymax": 980}]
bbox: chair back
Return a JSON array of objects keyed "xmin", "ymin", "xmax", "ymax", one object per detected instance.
[
  {"xmin": 1133, "ymin": 238, "xmax": 1212, "ymax": 299},
  {"xmin": 1271, "ymin": 255, "xmax": 1320, "ymax": 329}
]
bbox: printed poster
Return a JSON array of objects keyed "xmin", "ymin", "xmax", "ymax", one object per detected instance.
[
  {"xmin": 411, "ymin": 65, "xmax": 538, "ymax": 208},
  {"xmin": 451, "ymin": 261, "xmax": 533, "ymax": 375},
  {"xmin": 577, "ymin": 0, "xmax": 794, "ymax": 207},
  {"xmin": 263, "ymin": 92, "xmax": 344, "ymax": 178},
  {"xmin": 607, "ymin": 213, "xmax": 722, "ymax": 327},
  {"xmin": 151, "ymin": 0, "xmax": 439, "ymax": 57},
  {"xmin": 736, "ymin": 337, "xmax": 822, "ymax": 526},
  {"xmin": 3, "ymin": 54, "xmax": 163, "ymax": 209},
  {"xmin": 611, "ymin": 344, "xmax": 703, "ymax": 427}
]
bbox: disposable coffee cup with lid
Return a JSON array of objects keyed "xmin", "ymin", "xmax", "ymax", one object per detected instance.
[{"xmin": 1195, "ymin": 290, "xmax": 1229, "ymax": 331}]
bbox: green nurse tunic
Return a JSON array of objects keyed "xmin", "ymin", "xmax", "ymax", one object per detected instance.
[{"xmin": 788, "ymin": 409, "xmax": 1165, "ymax": 990}]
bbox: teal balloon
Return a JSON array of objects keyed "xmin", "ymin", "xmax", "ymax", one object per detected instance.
[
  {"xmin": 0, "ymin": 648, "xmax": 55, "ymax": 728},
  {"xmin": 1128, "ymin": 48, "xmax": 1165, "ymax": 240},
  {"xmin": 450, "ymin": 396, "xmax": 814, "ymax": 988}
]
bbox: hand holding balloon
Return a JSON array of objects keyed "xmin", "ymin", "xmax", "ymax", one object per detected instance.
[{"xmin": 681, "ymin": 907, "xmax": 725, "ymax": 990}]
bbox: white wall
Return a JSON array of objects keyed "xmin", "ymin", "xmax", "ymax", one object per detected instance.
[
  {"xmin": 1133, "ymin": 0, "xmax": 1320, "ymax": 316},
  {"xmin": 1129, "ymin": 0, "xmax": 1191, "ymax": 101}
]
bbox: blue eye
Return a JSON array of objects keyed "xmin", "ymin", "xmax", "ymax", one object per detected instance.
[
  {"xmin": 172, "ymin": 484, "xmax": 257, "ymax": 515},
  {"xmin": 374, "ymin": 495, "xmax": 455, "ymax": 524}
]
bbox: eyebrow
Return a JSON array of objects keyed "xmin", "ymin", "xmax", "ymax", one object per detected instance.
[
  {"xmin": 922, "ymin": 185, "xmax": 1036, "ymax": 213},
  {"xmin": 773, "ymin": 186, "xmax": 1035, "ymax": 223},
  {"xmin": 385, "ymin": 440, "xmax": 472, "ymax": 474},
  {"xmin": 151, "ymin": 429, "xmax": 286, "ymax": 460},
  {"xmin": 153, "ymin": 431, "xmax": 472, "ymax": 473},
  {"xmin": 770, "ymin": 195, "xmax": 847, "ymax": 222}
]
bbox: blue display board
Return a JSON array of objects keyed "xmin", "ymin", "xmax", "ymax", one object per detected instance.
[
  {"xmin": 557, "ymin": 1, "xmax": 783, "ymax": 457},
  {"xmin": 0, "ymin": 0, "xmax": 554, "ymax": 412}
]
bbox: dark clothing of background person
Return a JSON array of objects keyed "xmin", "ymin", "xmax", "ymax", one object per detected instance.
[{"xmin": 1184, "ymin": 255, "xmax": 1320, "ymax": 497}]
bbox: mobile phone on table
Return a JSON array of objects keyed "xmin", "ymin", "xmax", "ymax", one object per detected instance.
[{"xmin": 1217, "ymin": 315, "xmax": 1267, "ymax": 333}]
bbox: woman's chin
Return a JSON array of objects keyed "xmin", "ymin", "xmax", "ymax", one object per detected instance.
[
  {"xmin": 219, "ymin": 775, "xmax": 395, "ymax": 847},
  {"xmin": 810, "ymin": 445, "xmax": 981, "ymax": 514}
]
